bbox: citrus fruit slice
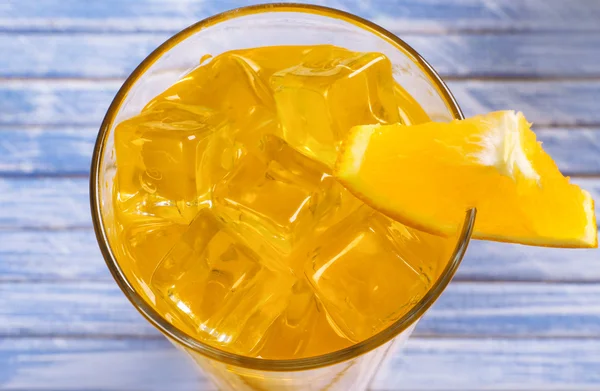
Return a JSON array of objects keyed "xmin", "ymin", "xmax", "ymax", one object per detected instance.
[{"xmin": 334, "ymin": 111, "xmax": 597, "ymax": 248}]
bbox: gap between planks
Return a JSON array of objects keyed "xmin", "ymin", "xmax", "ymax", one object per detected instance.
[
  {"xmin": 6, "ymin": 75, "xmax": 600, "ymax": 82},
  {"xmin": 2, "ymin": 0, "xmax": 600, "ymax": 34},
  {"xmin": 3, "ymin": 281, "xmax": 600, "ymax": 339},
  {"xmin": 1, "ymin": 336, "xmax": 600, "ymax": 391}
]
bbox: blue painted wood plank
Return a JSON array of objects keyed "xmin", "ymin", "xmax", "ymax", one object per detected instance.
[
  {"xmin": 3, "ymin": 281, "xmax": 600, "ymax": 338},
  {"xmin": 0, "ymin": 178, "xmax": 89, "ymax": 229},
  {"xmin": 1, "ymin": 337, "xmax": 600, "ymax": 390},
  {"xmin": 1, "ymin": 127, "xmax": 598, "ymax": 176},
  {"xmin": 2, "ymin": 0, "xmax": 599, "ymax": 33},
  {"xmin": 0, "ymin": 282, "xmax": 156, "ymax": 338},
  {"xmin": 4, "ymin": 33, "xmax": 600, "ymax": 79},
  {"xmin": 371, "ymin": 338, "xmax": 600, "ymax": 390},
  {"xmin": 419, "ymin": 282, "xmax": 600, "ymax": 337},
  {"xmin": 1, "ymin": 177, "xmax": 598, "ymax": 230},
  {"xmin": 0, "ymin": 230, "xmax": 109, "ymax": 282},
  {"xmin": 446, "ymin": 80, "xmax": 600, "ymax": 126},
  {"xmin": 1, "ymin": 228, "xmax": 598, "ymax": 284},
  {"xmin": 460, "ymin": 237, "xmax": 600, "ymax": 283},
  {"xmin": 0, "ymin": 80, "xmax": 119, "ymax": 126},
  {"xmin": 0, "ymin": 128, "xmax": 96, "ymax": 176},
  {"xmin": 0, "ymin": 34, "xmax": 166, "ymax": 78},
  {"xmin": 407, "ymin": 34, "xmax": 600, "ymax": 78},
  {"xmin": 0, "ymin": 338, "xmax": 210, "ymax": 391},
  {"xmin": 536, "ymin": 129, "xmax": 600, "ymax": 176},
  {"xmin": 3, "ymin": 81, "xmax": 600, "ymax": 126}
]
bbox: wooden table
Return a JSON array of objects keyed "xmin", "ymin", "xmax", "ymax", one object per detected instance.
[{"xmin": 1, "ymin": 1, "xmax": 599, "ymax": 390}]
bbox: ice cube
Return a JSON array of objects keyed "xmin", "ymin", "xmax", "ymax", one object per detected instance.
[
  {"xmin": 271, "ymin": 51, "xmax": 400, "ymax": 167},
  {"xmin": 145, "ymin": 52, "xmax": 274, "ymax": 122},
  {"xmin": 304, "ymin": 207, "xmax": 448, "ymax": 342},
  {"xmin": 116, "ymin": 215, "xmax": 187, "ymax": 283},
  {"xmin": 114, "ymin": 102, "xmax": 223, "ymax": 224},
  {"xmin": 256, "ymin": 278, "xmax": 318, "ymax": 358},
  {"xmin": 383, "ymin": 218, "xmax": 457, "ymax": 282},
  {"xmin": 314, "ymin": 178, "xmax": 363, "ymax": 235},
  {"xmin": 196, "ymin": 106, "xmax": 279, "ymax": 203},
  {"xmin": 212, "ymin": 135, "xmax": 330, "ymax": 258},
  {"xmin": 151, "ymin": 210, "xmax": 295, "ymax": 354},
  {"xmin": 114, "ymin": 49, "xmax": 280, "ymax": 225},
  {"xmin": 231, "ymin": 45, "xmax": 350, "ymax": 81},
  {"xmin": 257, "ymin": 276, "xmax": 353, "ymax": 358}
]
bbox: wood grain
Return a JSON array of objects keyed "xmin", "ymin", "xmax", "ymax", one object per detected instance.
[
  {"xmin": 0, "ymin": 128, "xmax": 96, "ymax": 176},
  {"xmin": 0, "ymin": 282, "xmax": 156, "ymax": 338},
  {"xmin": 2, "ymin": 127, "xmax": 598, "ymax": 176},
  {"xmin": 371, "ymin": 338, "xmax": 600, "ymax": 390},
  {"xmin": 446, "ymin": 80, "xmax": 600, "ymax": 126},
  {"xmin": 534, "ymin": 128, "xmax": 600, "ymax": 176},
  {"xmin": 3, "ymin": 281, "xmax": 600, "ymax": 338},
  {"xmin": 2, "ymin": 337, "xmax": 600, "ymax": 390},
  {"xmin": 419, "ymin": 282, "xmax": 600, "ymax": 338},
  {"xmin": 4, "ymin": 33, "xmax": 600, "ymax": 79},
  {"xmin": 3, "ymin": 80, "xmax": 600, "ymax": 126},
  {"xmin": 408, "ymin": 34, "xmax": 600, "ymax": 78},
  {"xmin": 0, "ymin": 338, "xmax": 210, "ymax": 391},
  {"xmin": 0, "ymin": 178, "xmax": 90, "ymax": 229},
  {"xmin": 2, "ymin": 0, "xmax": 600, "ymax": 33},
  {"xmin": 460, "ymin": 237, "xmax": 600, "ymax": 283},
  {"xmin": 0, "ymin": 230, "xmax": 109, "ymax": 282},
  {"xmin": 0, "ymin": 80, "xmax": 119, "ymax": 126}
]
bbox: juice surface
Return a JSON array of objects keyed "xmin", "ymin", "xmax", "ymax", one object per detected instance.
[{"xmin": 111, "ymin": 45, "xmax": 456, "ymax": 359}]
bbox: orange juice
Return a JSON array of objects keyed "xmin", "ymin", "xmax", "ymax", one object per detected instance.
[{"xmin": 111, "ymin": 45, "xmax": 456, "ymax": 359}]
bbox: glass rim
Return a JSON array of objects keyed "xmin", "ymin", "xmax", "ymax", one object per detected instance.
[{"xmin": 90, "ymin": 2, "xmax": 475, "ymax": 372}]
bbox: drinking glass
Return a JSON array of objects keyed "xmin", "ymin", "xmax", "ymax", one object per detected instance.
[{"xmin": 90, "ymin": 4, "xmax": 475, "ymax": 390}]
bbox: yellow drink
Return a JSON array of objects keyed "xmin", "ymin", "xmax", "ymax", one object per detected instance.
[{"xmin": 111, "ymin": 45, "xmax": 456, "ymax": 360}]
